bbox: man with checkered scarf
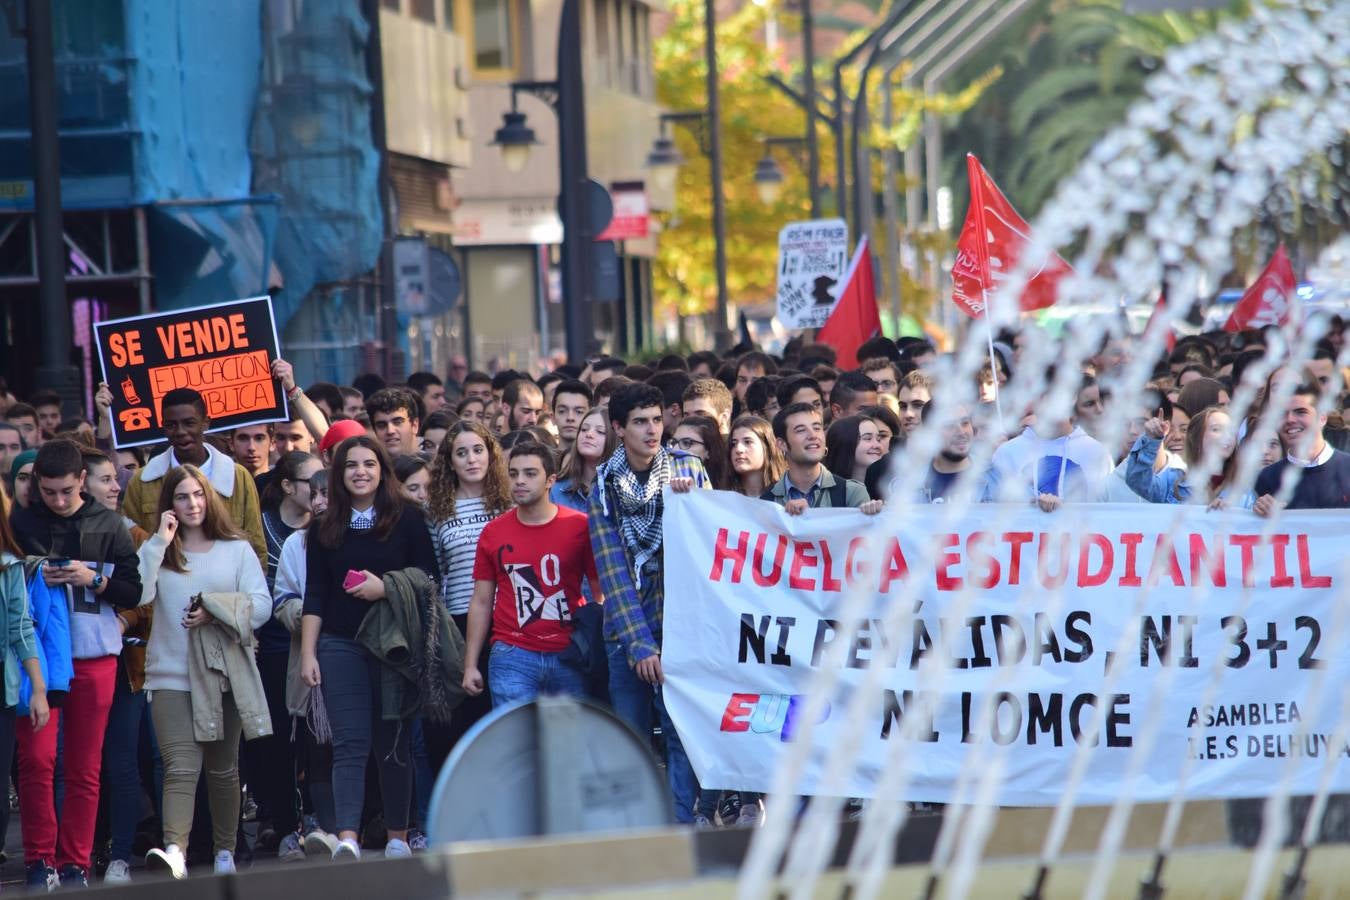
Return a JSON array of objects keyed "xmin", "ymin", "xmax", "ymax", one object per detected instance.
[{"xmin": 589, "ymin": 383, "xmax": 711, "ymax": 823}]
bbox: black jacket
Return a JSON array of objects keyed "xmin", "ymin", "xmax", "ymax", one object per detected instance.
[{"xmin": 10, "ymin": 496, "xmax": 142, "ymax": 610}]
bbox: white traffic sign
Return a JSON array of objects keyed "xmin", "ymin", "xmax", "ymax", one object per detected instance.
[{"xmin": 775, "ymin": 218, "xmax": 849, "ymax": 329}]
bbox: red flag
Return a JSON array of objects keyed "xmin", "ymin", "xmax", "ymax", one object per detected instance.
[
  {"xmin": 1146, "ymin": 293, "xmax": 1177, "ymax": 353},
  {"xmin": 1223, "ymin": 245, "xmax": 1296, "ymax": 332},
  {"xmin": 816, "ymin": 236, "xmax": 879, "ymax": 370},
  {"xmin": 951, "ymin": 154, "xmax": 1073, "ymax": 319}
]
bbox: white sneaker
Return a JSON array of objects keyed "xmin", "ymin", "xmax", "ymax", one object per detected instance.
[
  {"xmin": 213, "ymin": 850, "xmax": 236, "ymax": 874},
  {"xmin": 104, "ymin": 859, "xmax": 131, "ymax": 883},
  {"xmin": 146, "ymin": 844, "xmax": 187, "ymax": 879},
  {"xmin": 332, "ymin": 838, "xmax": 361, "ymax": 861},
  {"xmin": 739, "ymin": 798, "xmax": 763, "ymax": 828},
  {"xmin": 383, "ymin": 838, "xmax": 411, "ymax": 859},
  {"xmin": 303, "ymin": 829, "xmax": 338, "ymax": 858}
]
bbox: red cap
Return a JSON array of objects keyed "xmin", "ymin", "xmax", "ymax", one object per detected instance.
[{"xmin": 319, "ymin": 419, "xmax": 367, "ymax": 454}]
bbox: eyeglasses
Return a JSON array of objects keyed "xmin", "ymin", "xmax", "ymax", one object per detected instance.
[{"xmin": 673, "ymin": 437, "xmax": 705, "ymax": 451}]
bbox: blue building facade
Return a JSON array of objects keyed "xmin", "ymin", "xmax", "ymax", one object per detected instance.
[{"xmin": 0, "ymin": 0, "xmax": 383, "ymax": 398}]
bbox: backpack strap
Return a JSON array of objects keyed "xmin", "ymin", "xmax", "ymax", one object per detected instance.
[{"xmin": 828, "ymin": 479, "xmax": 848, "ymax": 508}]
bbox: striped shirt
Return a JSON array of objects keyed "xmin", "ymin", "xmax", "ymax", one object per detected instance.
[{"xmin": 429, "ymin": 497, "xmax": 496, "ymax": 615}]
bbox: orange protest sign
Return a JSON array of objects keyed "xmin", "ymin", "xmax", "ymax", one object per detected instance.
[{"xmin": 95, "ymin": 297, "xmax": 288, "ymax": 448}]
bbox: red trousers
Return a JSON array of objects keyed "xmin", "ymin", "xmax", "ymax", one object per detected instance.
[{"xmin": 17, "ymin": 656, "xmax": 116, "ymax": 869}]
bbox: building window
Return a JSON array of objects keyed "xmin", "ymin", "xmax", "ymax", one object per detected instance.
[
  {"xmin": 443, "ymin": 0, "xmax": 456, "ymax": 29},
  {"xmin": 381, "ymin": 0, "xmax": 400, "ymax": 10},
  {"xmin": 627, "ymin": 1, "xmax": 641, "ymax": 93},
  {"xmin": 594, "ymin": 0, "xmax": 610, "ymax": 59},
  {"xmin": 473, "ymin": 0, "xmax": 513, "ymax": 70},
  {"xmin": 411, "ymin": 0, "xmax": 436, "ymax": 22},
  {"xmin": 640, "ymin": 6, "xmax": 653, "ymax": 97},
  {"xmin": 593, "ymin": 0, "xmax": 611, "ymax": 86}
]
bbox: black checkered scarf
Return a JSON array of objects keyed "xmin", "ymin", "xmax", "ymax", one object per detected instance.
[{"xmin": 596, "ymin": 445, "xmax": 672, "ymax": 588}]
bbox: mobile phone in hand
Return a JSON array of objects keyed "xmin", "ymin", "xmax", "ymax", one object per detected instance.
[
  {"xmin": 47, "ymin": 558, "xmax": 71, "ymax": 568},
  {"xmin": 343, "ymin": 570, "xmax": 366, "ymax": 591}
]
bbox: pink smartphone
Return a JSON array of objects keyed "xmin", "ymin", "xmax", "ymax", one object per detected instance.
[{"xmin": 343, "ymin": 570, "xmax": 365, "ymax": 591}]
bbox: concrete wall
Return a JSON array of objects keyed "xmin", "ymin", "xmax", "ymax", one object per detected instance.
[{"xmin": 380, "ymin": 9, "xmax": 474, "ymax": 169}]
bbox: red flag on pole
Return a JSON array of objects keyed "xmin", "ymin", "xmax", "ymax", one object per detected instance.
[
  {"xmin": 1146, "ymin": 293, "xmax": 1177, "ymax": 353},
  {"xmin": 1223, "ymin": 245, "xmax": 1296, "ymax": 332},
  {"xmin": 951, "ymin": 154, "xmax": 1073, "ymax": 318},
  {"xmin": 816, "ymin": 236, "xmax": 879, "ymax": 370}
]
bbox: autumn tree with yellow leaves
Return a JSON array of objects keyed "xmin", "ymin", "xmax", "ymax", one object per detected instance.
[{"xmin": 653, "ymin": 0, "xmax": 996, "ymax": 326}]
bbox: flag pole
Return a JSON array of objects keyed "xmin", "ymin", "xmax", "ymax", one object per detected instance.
[
  {"xmin": 967, "ymin": 155, "xmax": 1005, "ymax": 434},
  {"xmin": 982, "ymin": 308, "xmax": 1005, "ymax": 434}
]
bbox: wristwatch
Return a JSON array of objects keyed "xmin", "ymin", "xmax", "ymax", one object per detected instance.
[{"xmin": 91, "ymin": 573, "xmax": 106, "ymax": 593}]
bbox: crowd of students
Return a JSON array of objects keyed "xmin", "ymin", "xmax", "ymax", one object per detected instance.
[{"xmin": 0, "ymin": 320, "xmax": 1347, "ymax": 886}]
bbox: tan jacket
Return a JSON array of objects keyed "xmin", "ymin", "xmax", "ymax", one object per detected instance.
[{"xmin": 189, "ymin": 592, "xmax": 273, "ymax": 742}]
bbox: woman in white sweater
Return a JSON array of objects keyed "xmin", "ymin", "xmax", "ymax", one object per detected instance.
[{"xmin": 136, "ymin": 465, "xmax": 270, "ymax": 879}]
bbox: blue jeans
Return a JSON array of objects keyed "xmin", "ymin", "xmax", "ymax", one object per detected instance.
[
  {"xmin": 605, "ymin": 641, "xmax": 697, "ymax": 823},
  {"xmin": 318, "ymin": 635, "xmax": 413, "ymax": 835},
  {"xmin": 101, "ymin": 667, "xmax": 158, "ymax": 863},
  {"xmin": 488, "ymin": 643, "xmax": 587, "ymax": 708}
]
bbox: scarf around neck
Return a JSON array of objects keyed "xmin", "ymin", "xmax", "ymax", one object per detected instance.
[{"xmin": 596, "ymin": 446, "xmax": 672, "ymax": 588}]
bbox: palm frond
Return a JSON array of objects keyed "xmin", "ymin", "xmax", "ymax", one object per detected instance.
[{"xmin": 1009, "ymin": 65, "xmax": 1102, "ymax": 135}]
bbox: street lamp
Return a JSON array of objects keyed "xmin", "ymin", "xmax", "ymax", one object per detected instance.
[
  {"xmin": 645, "ymin": 133, "xmax": 685, "ymax": 194},
  {"xmin": 754, "ymin": 135, "xmax": 807, "ymax": 206},
  {"xmin": 490, "ymin": 107, "xmax": 539, "ymax": 174},
  {"xmin": 754, "ymin": 152, "xmax": 785, "ymax": 205},
  {"xmin": 645, "ymin": 110, "xmax": 729, "ymax": 347}
]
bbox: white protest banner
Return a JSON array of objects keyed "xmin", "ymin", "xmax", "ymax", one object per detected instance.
[
  {"xmin": 661, "ymin": 491, "xmax": 1350, "ymax": 805},
  {"xmin": 776, "ymin": 218, "xmax": 849, "ymax": 329}
]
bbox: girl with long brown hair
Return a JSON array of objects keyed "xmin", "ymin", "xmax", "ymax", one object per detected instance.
[
  {"xmin": 727, "ymin": 415, "xmax": 786, "ymax": 497},
  {"xmin": 426, "ymin": 421, "xmax": 511, "ymax": 614},
  {"xmin": 298, "ymin": 436, "xmax": 436, "ymax": 862},
  {"xmin": 823, "ymin": 415, "xmax": 884, "ymax": 484},
  {"xmin": 80, "ymin": 448, "xmax": 150, "ymax": 883},
  {"xmin": 551, "ymin": 406, "xmax": 614, "ymax": 513},
  {"xmin": 1125, "ymin": 406, "xmax": 1254, "ymax": 508},
  {"xmin": 252, "ymin": 449, "xmax": 322, "ymax": 858},
  {"xmin": 720, "ymin": 414, "xmax": 787, "ymax": 826},
  {"xmin": 424, "ymin": 420, "xmax": 510, "ymax": 765},
  {"xmin": 137, "ymin": 465, "xmax": 270, "ymax": 878}
]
